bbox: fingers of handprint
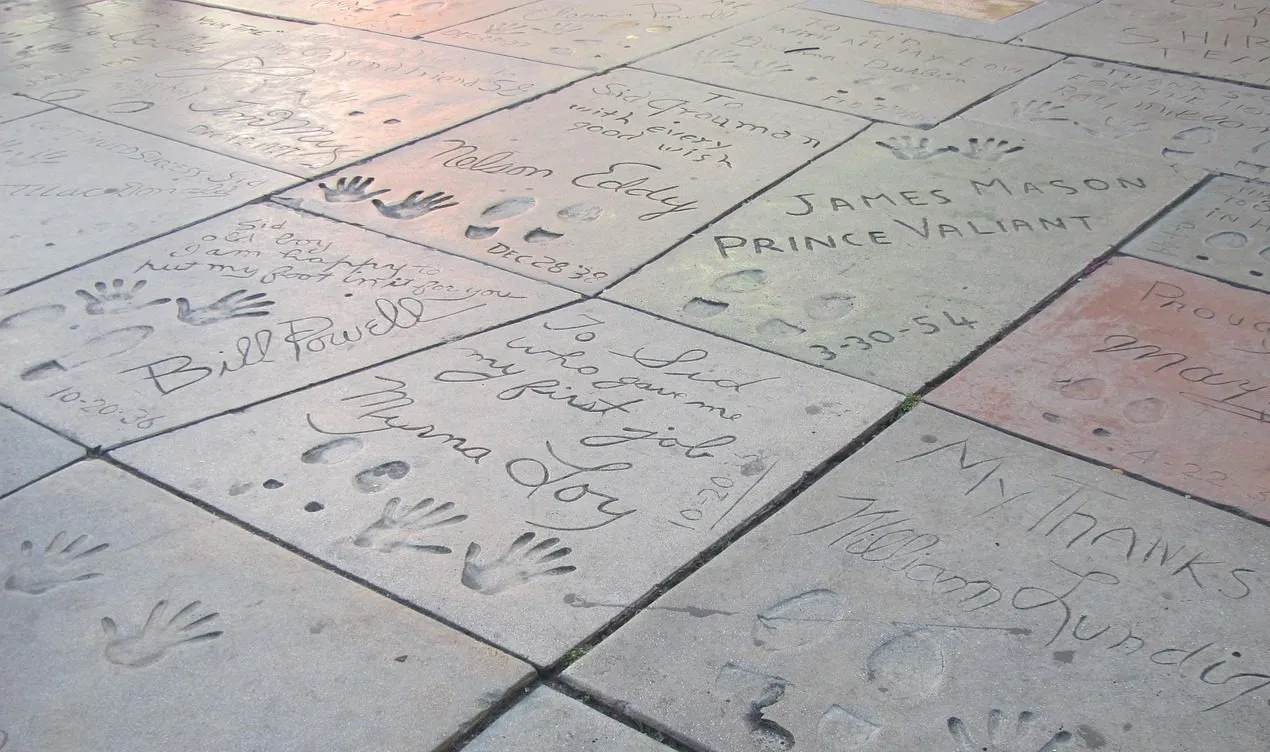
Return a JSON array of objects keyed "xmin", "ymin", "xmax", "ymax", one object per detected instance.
[
  {"xmin": 526, "ymin": 536, "xmax": 561, "ymax": 557},
  {"xmin": 45, "ymin": 531, "xmax": 67, "ymax": 553},
  {"xmin": 507, "ymin": 531, "xmax": 536, "ymax": 555},
  {"xmin": 464, "ymin": 541, "xmax": 483, "ymax": 561},
  {"xmin": 19, "ymin": 540, "xmax": 34, "ymax": 556},
  {"xmin": 74, "ymin": 289, "xmax": 100, "ymax": 303},
  {"xmin": 145, "ymin": 600, "xmax": 169, "ymax": 630},
  {"xmin": 946, "ymin": 717, "xmax": 975, "ymax": 751},
  {"xmin": 100, "ymin": 616, "xmax": 118, "ymax": 638},
  {"xmin": 407, "ymin": 544, "xmax": 452, "ymax": 554}
]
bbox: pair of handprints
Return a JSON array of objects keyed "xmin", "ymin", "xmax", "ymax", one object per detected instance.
[
  {"xmin": 352, "ymin": 496, "xmax": 576, "ymax": 595},
  {"xmin": 318, "ymin": 175, "xmax": 458, "ymax": 220},
  {"xmin": 74, "ymin": 279, "xmax": 273, "ymax": 325},
  {"xmin": 875, "ymin": 136, "xmax": 1024, "ymax": 162},
  {"xmin": 3, "ymin": 532, "xmax": 223, "ymax": 668}
]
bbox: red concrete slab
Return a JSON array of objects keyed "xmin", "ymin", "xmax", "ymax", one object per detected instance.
[{"xmin": 929, "ymin": 256, "xmax": 1270, "ymax": 517}]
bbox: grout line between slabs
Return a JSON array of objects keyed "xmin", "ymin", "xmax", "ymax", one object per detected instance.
[
  {"xmin": 1009, "ymin": 45, "xmax": 1270, "ymax": 93},
  {"xmin": 925, "ymin": 400, "xmax": 1270, "ymax": 528},
  {"xmin": 100, "ymin": 453, "xmax": 541, "ymax": 664},
  {"xmin": 103, "ymin": 295, "xmax": 582, "ymax": 452}
]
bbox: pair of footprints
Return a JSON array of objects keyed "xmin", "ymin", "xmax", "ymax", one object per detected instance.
[
  {"xmin": 353, "ymin": 496, "xmax": 577, "ymax": 596},
  {"xmin": 2, "ymin": 532, "xmax": 222, "ymax": 668},
  {"xmin": 0, "ymin": 285, "xmax": 274, "ymax": 381},
  {"xmin": 721, "ymin": 666, "xmax": 1070, "ymax": 752},
  {"xmin": 875, "ymin": 136, "xmax": 1023, "ymax": 162},
  {"xmin": 318, "ymin": 176, "xmax": 603, "ymax": 242}
]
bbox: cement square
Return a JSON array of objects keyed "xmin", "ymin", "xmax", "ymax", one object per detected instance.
[
  {"xmin": 0, "ymin": 407, "xmax": 80, "ymax": 496},
  {"xmin": 606, "ymin": 118, "xmax": 1197, "ymax": 393},
  {"xmin": 929, "ymin": 256, "xmax": 1270, "ymax": 518},
  {"xmin": 0, "ymin": 95, "xmax": 50, "ymax": 123},
  {"xmin": 0, "ymin": 0, "xmax": 301, "ymax": 94},
  {"xmin": 801, "ymin": 0, "xmax": 1095, "ymax": 43},
  {"xmin": 1123, "ymin": 175, "xmax": 1270, "ymax": 293},
  {"xmin": 567, "ymin": 404, "xmax": 1270, "ymax": 752},
  {"xmin": 0, "ymin": 202, "xmax": 575, "ymax": 448},
  {"xmin": 192, "ymin": 0, "xmax": 537, "ymax": 37},
  {"xmin": 0, "ymin": 109, "xmax": 291, "ymax": 292},
  {"xmin": 633, "ymin": 9, "xmax": 1060, "ymax": 127},
  {"xmin": 465, "ymin": 687, "xmax": 673, "ymax": 751},
  {"xmin": 963, "ymin": 57, "xmax": 1270, "ymax": 181},
  {"xmin": 0, "ymin": 461, "xmax": 531, "ymax": 749},
  {"xmin": 423, "ymin": 0, "xmax": 799, "ymax": 71},
  {"xmin": 23, "ymin": 23, "xmax": 584, "ymax": 177},
  {"xmin": 113, "ymin": 299, "xmax": 900, "ymax": 664},
  {"xmin": 1018, "ymin": 0, "xmax": 1270, "ymax": 87},
  {"xmin": 278, "ymin": 68, "xmax": 866, "ymax": 293}
]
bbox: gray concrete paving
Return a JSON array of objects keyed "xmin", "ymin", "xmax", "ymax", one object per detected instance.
[{"xmin": 1, "ymin": 1, "xmax": 1268, "ymax": 750}]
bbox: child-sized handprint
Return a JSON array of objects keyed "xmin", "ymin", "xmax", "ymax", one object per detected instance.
[
  {"xmin": 373, "ymin": 190, "xmax": 459, "ymax": 220},
  {"xmin": 957, "ymin": 137, "xmax": 1024, "ymax": 161},
  {"xmin": 353, "ymin": 496, "xmax": 468, "ymax": 553},
  {"xmin": 947, "ymin": 709, "xmax": 1073, "ymax": 752},
  {"xmin": 101, "ymin": 599, "xmax": 224, "ymax": 668},
  {"xmin": 1012, "ymin": 99, "xmax": 1069, "ymax": 122},
  {"xmin": 175, "ymin": 289, "xmax": 275, "ymax": 325},
  {"xmin": 3, "ymin": 531, "xmax": 109, "ymax": 595},
  {"xmin": 318, "ymin": 175, "xmax": 390, "ymax": 203},
  {"xmin": 461, "ymin": 531, "xmax": 576, "ymax": 595},
  {"xmin": 875, "ymin": 136, "xmax": 956, "ymax": 160},
  {"xmin": 74, "ymin": 278, "xmax": 171, "ymax": 315}
]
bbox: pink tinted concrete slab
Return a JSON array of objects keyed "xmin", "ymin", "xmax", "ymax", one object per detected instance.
[
  {"xmin": 423, "ymin": 0, "xmax": 800, "ymax": 71},
  {"xmin": 802, "ymin": 0, "xmax": 1096, "ymax": 42},
  {"xmin": 634, "ymin": 8, "xmax": 1060, "ymax": 127},
  {"xmin": 192, "ymin": 0, "xmax": 536, "ymax": 37},
  {"xmin": 113, "ymin": 299, "xmax": 900, "ymax": 665},
  {"xmin": 20, "ymin": 15, "xmax": 583, "ymax": 176},
  {"xmin": 278, "ymin": 68, "xmax": 866, "ymax": 293},
  {"xmin": 1018, "ymin": 0, "xmax": 1270, "ymax": 87},
  {"xmin": 0, "ymin": 202, "xmax": 576, "ymax": 448},
  {"xmin": 1123, "ymin": 175, "xmax": 1270, "ymax": 293},
  {"xmin": 929, "ymin": 256, "xmax": 1270, "ymax": 518},
  {"xmin": 0, "ymin": 0, "xmax": 300, "ymax": 94}
]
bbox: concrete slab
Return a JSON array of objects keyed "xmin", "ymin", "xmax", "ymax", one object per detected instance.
[
  {"xmin": 801, "ymin": 0, "xmax": 1095, "ymax": 43},
  {"xmin": 22, "ymin": 18, "xmax": 584, "ymax": 177},
  {"xmin": 113, "ymin": 299, "xmax": 900, "ymax": 665},
  {"xmin": 606, "ymin": 118, "xmax": 1197, "ymax": 393},
  {"xmin": 0, "ymin": 0, "xmax": 300, "ymax": 94},
  {"xmin": 0, "ymin": 95, "xmax": 51, "ymax": 123},
  {"xmin": 567, "ymin": 404, "xmax": 1270, "ymax": 752},
  {"xmin": 0, "ymin": 461, "xmax": 532, "ymax": 750},
  {"xmin": 634, "ymin": 8, "xmax": 1060, "ymax": 126},
  {"xmin": 1018, "ymin": 0, "xmax": 1270, "ymax": 87},
  {"xmin": 423, "ymin": 0, "xmax": 798, "ymax": 71},
  {"xmin": 929, "ymin": 256, "xmax": 1270, "ymax": 518},
  {"xmin": 0, "ymin": 202, "xmax": 575, "ymax": 448},
  {"xmin": 465, "ymin": 687, "xmax": 673, "ymax": 751},
  {"xmin": 278, "ymin": 68, "xmax": 866, "ymax": 293},
  {"xmin": 0, "ymin": 109, "xmax": 291, "ymax": 293},
  {"xmin": 0, "ymin": 407, "xmax": 80, "ymax": 496},
  {"xmin": 1123, "ymin": 176, "xmax": 1270, "ymax": 293},
  {"xmin": 963, "ymin": 57, "xmax": 1270, "ymax": 182},
  {"xmin": 192, "ymin": 0, "xmax": 537, "ymax": 37}
]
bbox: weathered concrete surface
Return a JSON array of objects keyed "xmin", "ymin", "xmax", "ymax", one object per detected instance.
[
  {"xmin": 569, "ymin": 405, "xmax": 1270, "ymax": 752},
  {"xmin": 0, "ymin": 461, "xmax": 532, "ymax": 750},
  {"xmin": 930, "ymin": 256, "xmax": 1270, "ymax": 518},
  {"xmin": 466, "ymin": 687, "xmax": 674, "ymax": 751},
  {"xmin": 608, "ymin": 118, "xmax": 1197, "ymax": 392},
  {"xmin": 636, "ymin": 8, "xmax": 1060, "ymax": 126},
  {"xmin": 114, "ymin": 300, "xmax": 898, "ymax": 665},
  {"xmin": 0, "ymin": 407, "xmax": 80, "ymax": 496},
  {"xmin": 0, "ymin": 202, "xmax": 575, "ymax": 447}
]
